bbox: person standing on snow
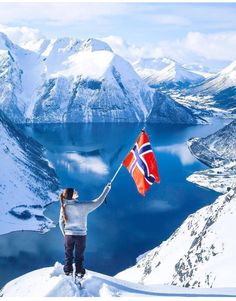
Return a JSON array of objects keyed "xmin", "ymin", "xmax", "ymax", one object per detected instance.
[{"xmin": 59, "ymin": 183, "xmax": 111, "ymax": 276}]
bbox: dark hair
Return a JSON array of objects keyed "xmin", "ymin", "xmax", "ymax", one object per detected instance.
[{"xmin": 60, "ymin": 188, "xmax": 74, "ymax": 223}]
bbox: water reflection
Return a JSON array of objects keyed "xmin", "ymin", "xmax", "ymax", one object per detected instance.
[{"xmin": 156, "ymin": 143, "xmax": 197, "ymax": 165}]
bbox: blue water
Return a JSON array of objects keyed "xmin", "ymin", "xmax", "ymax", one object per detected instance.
[{"xmin": 0, "ymin": 121, "xmax": 228, "ymax": 288}]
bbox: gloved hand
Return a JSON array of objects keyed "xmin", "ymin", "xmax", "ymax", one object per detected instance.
[{"xmin": 107, "ymin": 182, "xmax": 112, "ymax": 188}]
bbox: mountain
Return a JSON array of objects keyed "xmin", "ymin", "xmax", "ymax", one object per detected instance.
[
  {"xmin": 0, "ymin": 32, "xmax": 45, "ymax": 122},
  {"xmin": 0, "ymin": 33, "xmax": 153, "ymax": 123},
  {"xmin": 213, "ymin": 87, "xmax": 236, "ymax": 114},
  {"xmin": 116, "ymin": 189, "xmax": 236, "ymax": 288},
  {"xmin": 188, "ymin": 120, "xmax": 236, "ymax": 167},
  {"xmin": 1, "ymin": 262, "xmax": 235, "ymax": 297},
  {"xmin": 0, "ymin": 109, "xmax": 58, "ymax": 235},
  {"xmin": 183, "ymin": 63, "xmax": 214, "ymax": 79},
  {"xmin": 116, "ymin": 120, "xmax": 236, "ymax": 288},
  {"xmin": 195, "ymin": 61, "xmax": 236, "ymax": 94},
  {"xmin": 146, "ymin": 91, "xmax": 198, "ymax": 124},
  {"xmin": 0, "ymin": 32, "xmax": 201, "ymax": 124},
  {"xmin": 134, "ymin": 57, "xmax": 205, "ymax": 88},
  {"xmin": 187, "ymin": 120, "xmax": 236, "ymax": 193},
  {"xmin": 33, "ymin": 38, "xmax": 153, "ymax": 122}
]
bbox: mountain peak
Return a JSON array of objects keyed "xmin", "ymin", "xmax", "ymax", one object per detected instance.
[
  {"xmin": 221, "ymin": 60, "xmax": 236, "ymax": 74},
  {"xmin": 80, "ymin": 38, "xmax": 113, "ymax": 52},
  {"xmin": 0, "ymin": 32, "xmax": 15, "ymax": 51},
  {"xmin": 134, "ymin": 56, "xmax": 204, "ymax": 86}
]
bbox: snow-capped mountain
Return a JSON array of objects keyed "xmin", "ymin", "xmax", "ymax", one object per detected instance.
[
  {"xmin": 0, "ymin": 32, "xmax": 201, "ymax": 124},
  {"xmin": 0, "ymin": 109, "xmax": 58, "ymax": 235},
  {"xmin": 33, "ymin": 38, "xmax": 153, "ymax": 123},
  {"xmin": 1, "ymin": 262, "xmax": 235, "ymax": 297},
  {"xmin": 134, "ymin": 57, "xmax": 205, "ymax": 88},
  {"xmin": 188, "ymin": 120, "xmax": 236, "ymax": 167},
  {"xmin": 0, "ymin": 33, "xmax": 152, "ymax": 123},
  {"xmin": 116, "ymin": 120, "xmax": 236, "ymax": 288},
  {"xmin": 195, "ymin": 61, "xmax": 236, "ymax": 94},
  {"xmin": 116, "ymin": 189, "xmax": 236, "ymax": 288},
  {"xmin": 0, "ymin": 32, "xmax": 45, "ymax": 122},
  {"xmin": 187, "ymin": 120, "xmax": 236, "ymax": 193},
  {"xmin": 183, "ymin": 63, "xmax": 214, "ymax": 79}
]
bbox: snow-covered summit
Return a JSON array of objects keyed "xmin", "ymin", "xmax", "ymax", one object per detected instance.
[
  {"xmin": 0, "ymin": 32, "xmax": 15, "ymax": 52},
  {"xmin": 79, "ymin": 38, "xmax": 113, "ymax": 52},
  {"xmin": 134, "ymin": 57, "xmax": 204, "ymax": 87},
  {"xmin": 2, "ymin": 262, "xmax": 236, "ymax": 297},
  {"xmin": 134, "ymin": 57, "xmax": 172, "ymax": 71}
]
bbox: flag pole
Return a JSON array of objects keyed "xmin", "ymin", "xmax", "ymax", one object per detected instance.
[{"xmin": 110, "ymin": 163, "xmax": 123, "ymax": 184}]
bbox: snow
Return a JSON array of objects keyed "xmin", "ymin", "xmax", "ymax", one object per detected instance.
[
  {"xmin": 2, "ymin": 262, "xmax": 236, "ymax": 297},
  {"xmin": 134, "ymin": 57, "xmax": 204, "ymax": 86},
  {"xmin": 0, "ymin": 110, "xmax": 58, "ymax": 235},
  {"xmin": 52, "ymin": 50, "xmax": 115, "ymax": 79},
  {"xmin": 195, "ymin": 60, "xmax": 236, "ymax": 94},
  {"xmin": 0, "ymin": 32, "xmax": 208, "ymax": 124},
  {"xmin": 187, "ymin": 120, "xmax": 236, "ymax": 194},
  {"xmin": 116, "ymin": 190, "xmax": 236, "ymax": 288},
  {"xmin": 187, "ymin": 162, "xmax": 236, "ymax": 193}
]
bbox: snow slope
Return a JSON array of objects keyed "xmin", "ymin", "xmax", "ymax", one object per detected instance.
[
  {"xmin": 116, "ymin": 189, "xmax": 236, "ymax": 288},
  {"xmin": 1, "ymin": 262, "xmax": 236, "ymax": 297},
  {"xmin": 195, "ymin": 61, "xmax": 236, "ymax": 94},
  {"xmin": 116, "ymin": 120, "xmax": 236, "ymax": 289},
  {"xmin": 134, "ymin": 57, "xmax": 204, "ymax": 88},
  {"xmin": 0, "ymin": 109, "xmax": 58, "ymax": 235}
]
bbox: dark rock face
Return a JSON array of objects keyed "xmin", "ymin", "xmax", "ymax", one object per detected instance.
[
  {"xmin": 147, "ymin": 91, "xmax": 198, "ymax": 124},
  {"xmin": 188, "ymin": 120, "xmax": 236, "ymax": 167}
]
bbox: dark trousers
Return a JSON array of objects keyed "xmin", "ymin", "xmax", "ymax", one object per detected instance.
[{"xmin": 64, "ymin": 234, "xmax": 86, "ymax": 274}]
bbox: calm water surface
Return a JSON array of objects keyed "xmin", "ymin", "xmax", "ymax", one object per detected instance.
[{"xmin": 0, "ymin": 120, "xmax": 228, "ymax": 287}]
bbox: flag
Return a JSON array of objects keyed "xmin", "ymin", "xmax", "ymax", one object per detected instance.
[{"xmin": 123, "ymin": 130, "xmax": 160, "ymax": 196}]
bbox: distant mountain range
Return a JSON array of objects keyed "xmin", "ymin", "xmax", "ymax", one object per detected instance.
[
  {"xmin": 134, "ymin": 57, "xmax": 205, "ymax": 88},
  {"xmin": 0, "ymin": 31, "xmax": 236, "ymax": 122},
  {"xmin": 134, "ymin": 56, "xmax": 236, "ymax": 116},
  {"xmin": 0, "ymin": 31, "xmax": 226, "ymax": 124}
]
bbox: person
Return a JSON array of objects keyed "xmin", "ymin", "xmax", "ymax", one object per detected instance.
[{"xmin": 59, "ymin": 183, "xmax": 111, "ymax": 276}]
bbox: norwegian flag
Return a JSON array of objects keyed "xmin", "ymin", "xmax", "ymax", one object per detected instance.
[{"xmin": 123, "ymin": 130, "xmax": 160, "ymax": 196}]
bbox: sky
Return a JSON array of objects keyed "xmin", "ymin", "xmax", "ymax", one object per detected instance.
[{"xmin": 0, "ymin": 2, "xmax": 236, "ymax": 70}]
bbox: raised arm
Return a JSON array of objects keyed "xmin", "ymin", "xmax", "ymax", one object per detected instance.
[
  {"xmin": 84, "ymin": 183, "xmax": 111, "ymax": 213},
  {"xmin": 59, "ymin": 208, "xmax": 65, "ymax": 236}
]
